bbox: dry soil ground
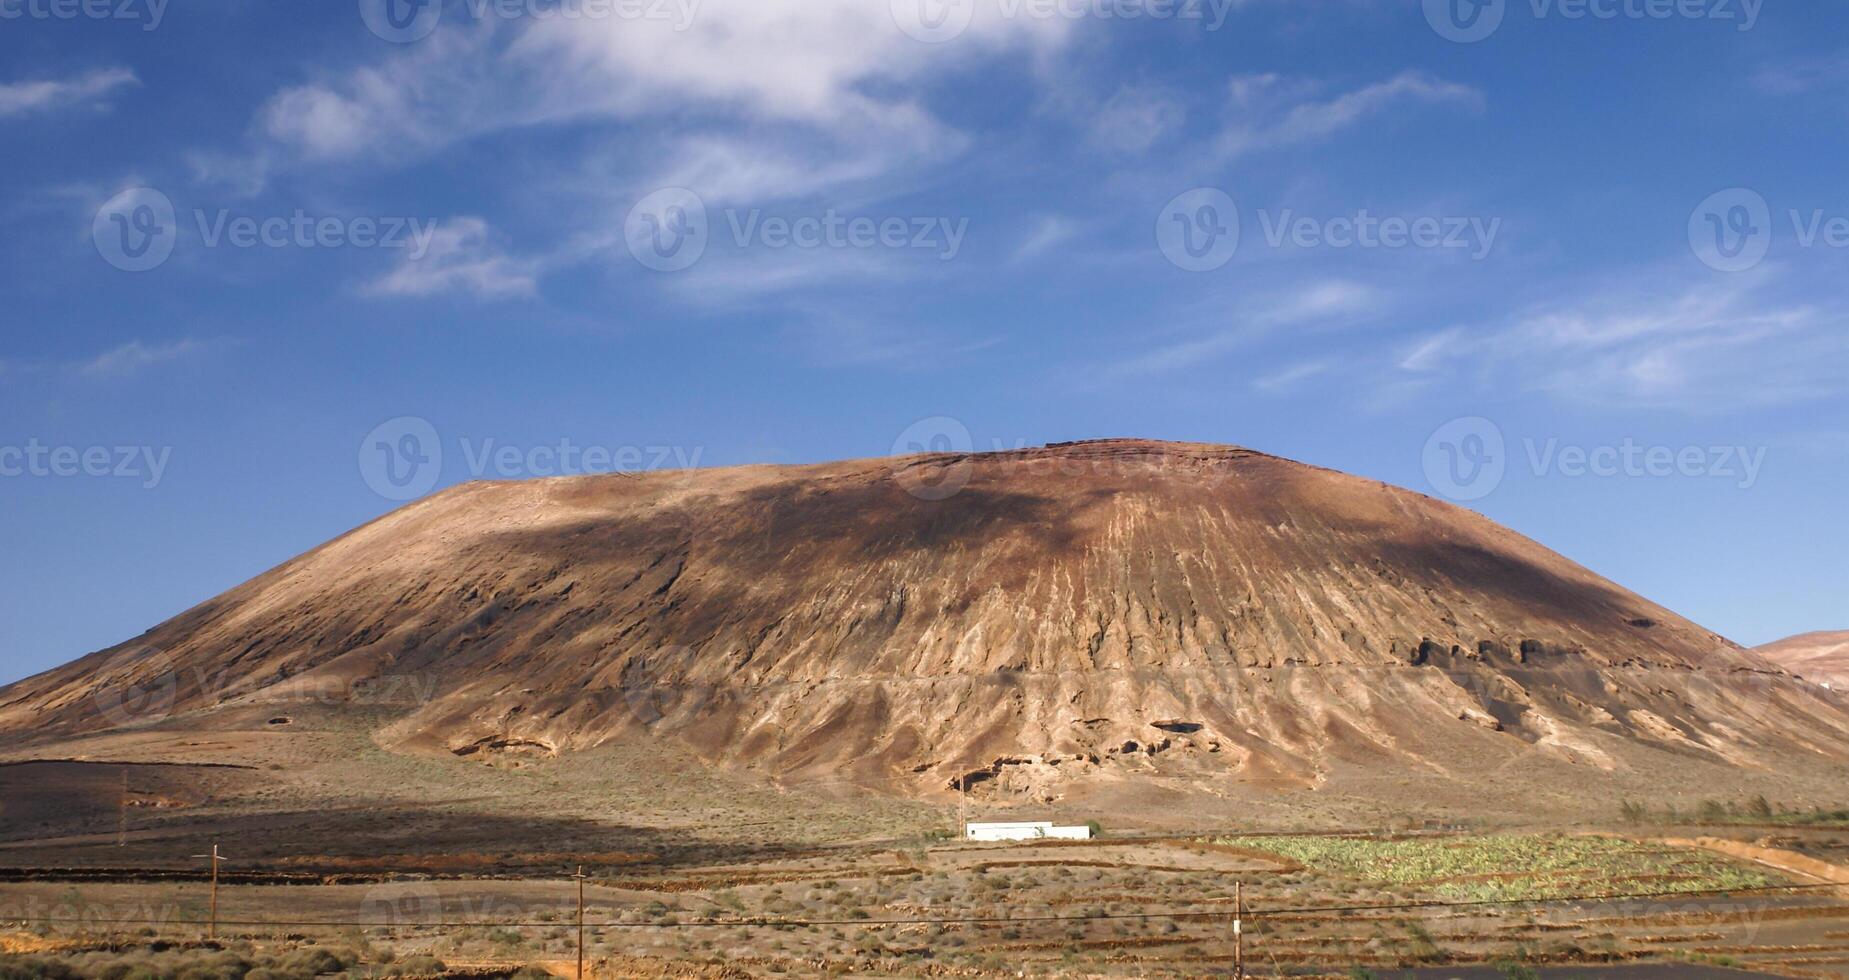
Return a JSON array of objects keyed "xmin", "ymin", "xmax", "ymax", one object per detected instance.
[{"xmin": 4, "ymin": 721, "xmax": 1849, "ymax": 977}]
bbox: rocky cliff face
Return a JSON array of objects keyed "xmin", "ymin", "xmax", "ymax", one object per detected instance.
[{"xmin": 5, "ymin": 440, "xmax": 1846, "ymax": 802}]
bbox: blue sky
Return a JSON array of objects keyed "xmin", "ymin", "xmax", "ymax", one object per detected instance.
[{"xmin": 3, "ymin": 0, "xmax": 1846, "ymax": 685}]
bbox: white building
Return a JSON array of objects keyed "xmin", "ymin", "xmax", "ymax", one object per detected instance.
[{"xmin": 965, "ymin": 821, "xmax": 1092, "ymax": 842}]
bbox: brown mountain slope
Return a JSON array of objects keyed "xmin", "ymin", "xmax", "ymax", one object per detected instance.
[
  {"xmin": 1756, "ymin": 631, "xmax": 1849, "ymax": 689},
  {"xmin": 4, "ymin": 439, "xmax": 1847, "ymax": 810}
]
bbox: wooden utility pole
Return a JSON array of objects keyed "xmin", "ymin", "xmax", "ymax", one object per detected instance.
[
  {"xmin": 957, "ymin": 774, "xmax": 968, "ymax": 839},
  {"xmin": 571, "ymin": 865, "xmax": 588, "ymax": 980},
  {"xmin": 1233, "ymin": 880, "xmax": 1244, "ymax": 979},
  {"xmin": 117, "ymin": 768, "xmax": 128, "ymax": 847},
  {"xmin": 192, "ymin": 844, "xmax": 224, "ymax": 940}
]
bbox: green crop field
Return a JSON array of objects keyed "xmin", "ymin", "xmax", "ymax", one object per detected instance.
[{"xmin": 1209, "ymin": 833, "xmax": 1779, "ymax": 902}]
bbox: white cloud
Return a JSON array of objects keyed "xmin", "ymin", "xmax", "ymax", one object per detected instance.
[
  {"xmin": 1011, "ymin": 214, "xmax": 1078, "ymax": 263},
  {"xmin": 1397, "ymin": 327, "xmax": 1464, "ymax": 372},
  {"xmin": 1396, "ymin": 268, "xmax": 1849, "ymax": 411},
  {"xmin": 79, "ymin": 338, "xmax": 206, "ymax": 377},
  {"xmin": 1088, "ymin": 84, "xmax": 1184, "ymax": 154},
  {"xmin": 780, "ymin": 311, "xmax": 1001, "ymax": 367},
  {"xmin": 1112, "ymin": 279, "xmax": 1377, "ymax": 378},
  {"xmin": 261, "ymin": 86, "xmax": 380, "ymax": 160},
  {"xmin": 511, "ymin": 0, "xmax": 1065, "ymax": 123},
  {"xmin": 1252, "ymin": 360, "xmax": 1328, "ymax": 393},
  {"xmin": 227, "ymin": 1, "xmax": 1072, "ymax": 297},
  {"xmin": 1753, "ymin": 54, "xmax": 1849, "ymax": 97},
  {"xmin": 363, "ymin": 218, "xmax": 537, "ymax": 298},
  {"xmin": 0, "ymin": 68, "xmax": 138, "ymax": 119},
  {"xmin": 249, "ymin": 1, "xmax": 1063, "ymax": 183},
  {"xmin": 1216, "ymin": 71, "xmax": 1482, "ymax": 160}
]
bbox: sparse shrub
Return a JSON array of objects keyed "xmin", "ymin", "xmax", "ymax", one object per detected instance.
[{"xmin": 281, "ymin": 948, "xmax": 347, "ymax": 976}]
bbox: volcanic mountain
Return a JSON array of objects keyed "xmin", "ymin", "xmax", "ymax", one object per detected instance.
[
  {"xmin": 4, "ymin": 439, "xmax": 1847, "ymax": 815},
  {"xmin": 1755, "ymin": 631, "xmax": 1849, "ymax": 690}
]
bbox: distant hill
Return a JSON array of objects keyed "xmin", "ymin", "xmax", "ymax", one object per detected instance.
[{"xmin": 1755, "ymin": 631, "xmax": 1849, "ymax": 689}]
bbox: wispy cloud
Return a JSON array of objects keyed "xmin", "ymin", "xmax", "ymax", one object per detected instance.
[
  {"xmin": 1215, "ymin": 71, "xmax": 1482, "ymax": 161},
  {"xmin": 1396, "ymin": 267, "xmax": 1848, "ymax": 411},
  {"xmin": 1088, "ymin": 84, "xmax": 1184, "ymax": 154},
  {"xmin": 363, "ymin": 218, "xmax": 536, "ymax": 299},
  {"xmin": 1011, "ymin": 214, "xmax": 1079, "ymax": 263},
  {"xmin": 213, "ymin": 1, "xmax": 1075, "ymax": 300},
  {"xmin": 1253, "ymin": 360, "xmax": 1329, "ymax": 394},
  {"xmin": 780, "ymin": 311, "xmax": 1001, "ymax": 368},
  {"xmin": 1111, "ymin": 279, "xmax": 1378, "ymax": 379},
  {"xmin": 0, "ymin": 67, "xmax": 138, "ymax": 119},
  {"xmin": 239, "ymin": 0, "xmax": 1064, "ymax": 195},
  {"xmin": 79, "ymin": 338, "xmax": 207, "ymax": 377},
  {"xmin": 1753, "ymin": 54, "xmax": 1849, "ymax": 97}
]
